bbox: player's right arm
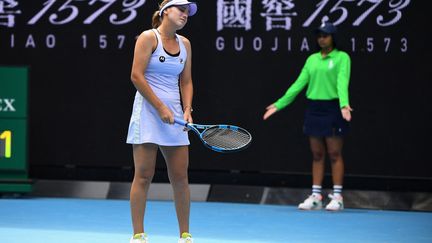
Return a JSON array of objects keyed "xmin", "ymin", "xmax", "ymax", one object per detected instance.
[
  {"xmin": 273, "ymin": 59, "xmax": 311, "ymax": 111},
  {"xmin": 263, "ymin": 57, "xmax": 311, "ymax": 120}
]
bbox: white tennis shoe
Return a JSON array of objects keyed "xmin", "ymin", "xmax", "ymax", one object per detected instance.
[
  {"xmin": 130, "ymin": 233, "xmax": 148, "ymax": 243},
  {"xmin": 325, "ymin": 194, "xmax": 344, "ymax": 211},
  {"xmin": 298, "ymin": 194, "xmax": 323, "ymax": 210},
  {"xmin": 178, "ymin": 232, "xmax": 193, "ymax": 243}
]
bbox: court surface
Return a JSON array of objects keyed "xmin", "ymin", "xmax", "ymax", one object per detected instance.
[{"xmin": 1, "ymin": 198, "xmax": 431, "ymax": 243}]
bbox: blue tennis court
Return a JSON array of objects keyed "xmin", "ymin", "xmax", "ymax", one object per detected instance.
[{"xmin": 1, "ymin": 198, "xmax": 431, "ymax": 243}]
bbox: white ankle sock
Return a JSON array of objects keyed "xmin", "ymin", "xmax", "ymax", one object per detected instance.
[
  {"xmin": 333, "ymin": 185, "xmax": 343, "ymax": 196},
  {"xmin": 312, "ymin": 185, "xmax": 322, "ymax": 196}
]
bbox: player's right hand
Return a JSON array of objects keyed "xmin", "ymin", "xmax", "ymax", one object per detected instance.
[
  {"xmin": 263, "ymin": 104, "xmax": 278, "ymax": 120},
  {"xmin": 158, "ymin": 105, "xmax": 174, "ymax": 124}
]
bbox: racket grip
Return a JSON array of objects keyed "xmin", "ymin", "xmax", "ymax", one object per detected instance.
[{"xmin": 174, "ymin": 118, "xmax": 187, "ymax": 126}]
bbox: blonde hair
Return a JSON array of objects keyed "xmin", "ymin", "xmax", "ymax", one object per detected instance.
[{"xmin": 152, "ymin": 0, "xmax": 171, "ymax": 28}]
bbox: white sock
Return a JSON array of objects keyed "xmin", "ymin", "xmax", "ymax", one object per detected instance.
[
  {"xmin": 312, "ymin": 185, "xmax": 322, "ymax": 197},
  {"xmin": 333, "ymin": 185, "xmax": 343, "ymax": 196}
]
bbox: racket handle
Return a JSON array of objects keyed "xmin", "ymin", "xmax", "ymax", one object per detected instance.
[{"xmin": 174, "ymin": 118, "xmax": 187, "ymax": 126}]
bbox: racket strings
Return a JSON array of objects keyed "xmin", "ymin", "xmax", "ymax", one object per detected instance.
[{"xmin": 202, "ymin": 127, "xmax": 251, "ymax": 150}]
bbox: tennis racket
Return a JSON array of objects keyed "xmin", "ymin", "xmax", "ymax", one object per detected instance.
[{"xmin": 174, "ymin": 118, "xmax": 252, "ymax": 153}]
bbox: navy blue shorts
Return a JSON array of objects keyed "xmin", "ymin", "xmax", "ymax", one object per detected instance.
[{"xmin": 303, "ymin": 99, "xmax": 349, "ymax": 137}]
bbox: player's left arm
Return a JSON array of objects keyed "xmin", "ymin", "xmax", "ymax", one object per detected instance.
[
  {"xmin": 338, "ymin": 52, "xmax": 352, "ymax": 121},
  {"xmin": 179, "ymin": 36, "xmax": 193, "ymax": 123}
]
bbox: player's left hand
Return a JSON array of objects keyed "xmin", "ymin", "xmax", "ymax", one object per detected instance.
[
  {"xmin": 183, "ymin": 111, "xmax": 193, "ymax": 131},
  {"xmin": 341, "ymin": 105, "xmax": 353, "ymax": 122}
]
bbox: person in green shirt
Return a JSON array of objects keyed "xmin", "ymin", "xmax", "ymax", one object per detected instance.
[{"xmin": 263, "ymin": 22, "xmax": 353, "ymax": 211}]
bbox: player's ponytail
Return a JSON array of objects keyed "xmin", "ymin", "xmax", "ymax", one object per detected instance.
[
  {"xmin": 151, "ymin": 11, "xmax": 161, "ymax": 28},
  {"xmin": 152, "ymin": 0, "xmax": 171, "ymax": 28}
]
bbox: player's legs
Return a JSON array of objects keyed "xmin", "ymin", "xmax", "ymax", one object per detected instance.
[
  {"xmin": 130, "ymin": 143, "xmax": 158, "ymax": 235},
  {"xmin": 160, "ymin": 145, "xmax": 191, "ymax": 237}
]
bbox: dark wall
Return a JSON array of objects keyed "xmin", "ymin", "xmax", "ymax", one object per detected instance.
[{"xmin": 1, "ymin": 1, "xmax": 431, "ymax": 186}]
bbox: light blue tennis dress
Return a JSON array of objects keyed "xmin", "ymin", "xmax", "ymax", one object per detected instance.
[{"xmin": 126, "ymin": 29, "xmax": 189, "ymax": 145}]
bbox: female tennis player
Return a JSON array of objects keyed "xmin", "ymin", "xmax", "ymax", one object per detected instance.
[
  {"xmin": 263, "ymin": 22, "xmax": 352, "ymax": 211},
  {"xmin": 126, "ymin": 0, "xmax": 197, "ymax": 242}
]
